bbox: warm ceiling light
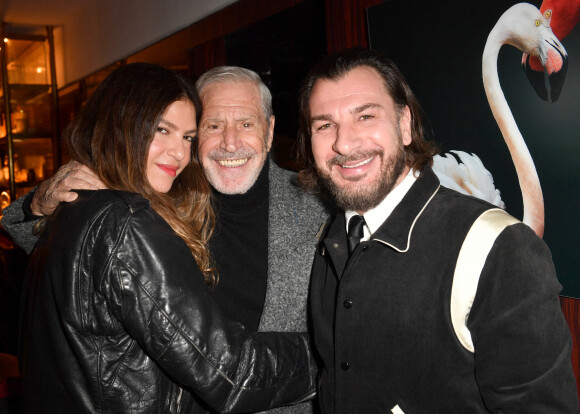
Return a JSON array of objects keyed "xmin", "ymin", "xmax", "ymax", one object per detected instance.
[
  {"xmin": 36, "ymin": 67, "xmax": 45, "ymax": 74},
  {"xmin": 3, "ymin": 38, "xmax": 7, "ymax": 43}
]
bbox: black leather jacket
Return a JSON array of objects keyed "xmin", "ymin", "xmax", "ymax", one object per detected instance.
[{"xmin": 20, "ymin": 190, "xmax": 316, "ymax": 413}]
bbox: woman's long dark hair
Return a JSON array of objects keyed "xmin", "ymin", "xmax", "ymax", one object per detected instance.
[{"xmin": 64, "ymin": 62, "xmax": 216, "ymax": 286}]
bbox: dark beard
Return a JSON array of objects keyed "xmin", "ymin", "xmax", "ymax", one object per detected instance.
[{"xmin": 316, "ymin": 144, "xmax": 407, "ymax": 212}]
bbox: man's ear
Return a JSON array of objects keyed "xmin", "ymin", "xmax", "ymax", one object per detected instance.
[
  {"xmin": 399, "ymin": 106, "xmax": 412, "ymax": 146},
  {"xmin": 266, "ymin": 115, "xmax": 275, "ymax": 152}
]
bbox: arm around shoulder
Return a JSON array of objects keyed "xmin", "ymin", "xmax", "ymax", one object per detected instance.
[
  {"xmin": 100, "ymin": 206, "xmax": 317, "ymax": 412},
  {"xmin": 1, "ymin": 190, "xmax": 41, "ymax": 254}
]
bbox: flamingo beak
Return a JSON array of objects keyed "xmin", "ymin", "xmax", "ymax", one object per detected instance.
[
  {"xmin": 522, "ymin": 33, "xmax": 568, "ymax": 102},
  {"xmin": 545, "ymin": 40, "xmax": 568, "ymax": 102},
  {"xmin": 522, "ymin": 54, "xmax": 548, "ymax": 101}
]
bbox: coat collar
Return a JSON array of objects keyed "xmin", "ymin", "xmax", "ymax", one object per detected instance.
[
  {"xmin": 371, "ymin": 166, "xmax": 440, "ymax": 252},
  {"xmin": 322, "ymin": 166, "xmax": 440, "ymax": 268}
]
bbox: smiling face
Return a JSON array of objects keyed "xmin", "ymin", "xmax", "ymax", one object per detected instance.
[
  {"xmin": 197, "ymin": 81, "xmax": 274, "ymax": 194},
  {"xmin": 146, "ymin": 99, "xmax": 197, "ymax": 193},
  {"xmin": 309, "ymin": 66, "xmax": 412, "ymax": 213}
]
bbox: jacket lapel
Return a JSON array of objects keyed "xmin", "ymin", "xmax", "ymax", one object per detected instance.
[
  {"xmin": 320, "ymin": 213, "xmax": 350, "ymax": 279},
  {"xmin": 320, "ymin": 167, "xmax": 441, "ymax": 277},
  {"xmin": 372, "ymin": 167, "xmax": 440, "ymax": 252}
]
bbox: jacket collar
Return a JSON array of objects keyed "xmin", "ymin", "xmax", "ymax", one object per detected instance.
[
  {"xmin": 371, "ymin": 166, "xmax": 440, "ymax": 252},
  {"xmin": 321, "ymin": 166, "xmax": 440, "ymax": 265}
]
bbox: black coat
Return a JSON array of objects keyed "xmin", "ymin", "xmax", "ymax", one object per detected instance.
[
  {"xmin": 310, "ymin": 167, "xmax": 578, "ymax": 413},
  {"xmin": 20, "ymin": 190, "xmax": 316, "ymax": 413}
]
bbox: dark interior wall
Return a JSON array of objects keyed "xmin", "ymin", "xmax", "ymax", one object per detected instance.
[{"xmin": 224, "ymin": 1, "xmax": 327, "ymax": 140}]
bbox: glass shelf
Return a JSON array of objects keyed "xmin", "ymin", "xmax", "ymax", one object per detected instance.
[
  {"xmin": 5, "ymin": 38, "xmax": 51, "ymax": 85},
  {"xmin": 0, "ymin": 87, "xmax": 53, "ymax": 139},
  {"xmin": 0, "ymin": 138, "xmax": 53, "ymax": 196},
  {"xmin": 0, "ymin": 23, "xmax": 58, "ymax": 206}
]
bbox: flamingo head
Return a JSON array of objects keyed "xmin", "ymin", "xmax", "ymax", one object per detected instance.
[
  {"xmin": 515, "ymin": 5, "xmax": 569, "ymax": 102},
  {"xmin": 540, "ymin": 0, "xmax": 580, "ymax": 41}
]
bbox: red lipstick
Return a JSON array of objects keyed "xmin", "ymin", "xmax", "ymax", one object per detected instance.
[{"xmin": 157, "ymin": 164, "xmax": 178, "ymax": 177}]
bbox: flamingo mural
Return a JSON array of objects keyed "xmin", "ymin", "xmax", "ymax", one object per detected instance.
[
  {"xmin": 367, "ymin": 0, "xmax": 580, "ymax": 297},
  {"xmin": 432, "ymin": 3, "xmax": 567, "ymax": 238}
]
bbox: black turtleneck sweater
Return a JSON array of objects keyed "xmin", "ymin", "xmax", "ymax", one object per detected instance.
[{"xmin": 208, "ymin": 159, "xmax": 270, "ymax": 332}]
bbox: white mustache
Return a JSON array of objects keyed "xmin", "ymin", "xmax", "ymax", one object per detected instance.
[{"xmin": 207, "ymin": 148, "xmax": 256, "ymax": 160}]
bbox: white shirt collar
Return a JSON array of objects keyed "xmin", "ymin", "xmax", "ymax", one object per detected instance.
[{"xmin": 345, "ymin": 169, "xmax": 417, "ymax": 241}]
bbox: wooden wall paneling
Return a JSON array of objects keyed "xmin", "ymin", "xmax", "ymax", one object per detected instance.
[
  {"xmin": 127, "ymin": 0, "xmax": 308, "ymax": 69},
  {"xmin": 560, "ymin": 296, "xmax": 580, "ymax": 397},
  {"xmin": 188, "ymin": 37, "xmax": 227, "ymax": 79},
  {"xmin": 324, "ymin": 0, "xmax": 385, "ymax": 54}
]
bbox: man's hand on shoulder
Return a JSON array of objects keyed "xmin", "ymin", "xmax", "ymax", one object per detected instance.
[{"xmin": 30, "ymin": 160, "xmax": 106, "ymax": 216}]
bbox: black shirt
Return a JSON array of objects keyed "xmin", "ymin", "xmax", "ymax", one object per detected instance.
[{"xmin": 208, "ymin": 159, "xmax": 269, "ymax": 332}]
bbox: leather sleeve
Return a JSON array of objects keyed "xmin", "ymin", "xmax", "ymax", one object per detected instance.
[
  {"xmin": 92, "ymin": 203, "xmax": 317, "ymax": 413},
  {"xmin": 468, "ymin": 223, "xmax": 579, "ymax": 413}
]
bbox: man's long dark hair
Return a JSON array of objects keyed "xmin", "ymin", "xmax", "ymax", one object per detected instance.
[{"xmin": 296, "ymin": 47, "xmax": 438, "ymax": 191}]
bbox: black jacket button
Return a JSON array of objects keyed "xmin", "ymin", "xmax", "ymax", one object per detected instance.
[
  {"xmin": 343, "ymin": 300, "xmax": 353, "ymax": 309},
  {"xmin": 341, "ymin": 362, "xmax": 350, "ymax": 371}
]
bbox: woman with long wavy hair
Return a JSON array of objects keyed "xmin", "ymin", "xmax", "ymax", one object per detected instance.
[{"xmin": 20, "ymin": 63, "xmax": 315, "ymax": 413}]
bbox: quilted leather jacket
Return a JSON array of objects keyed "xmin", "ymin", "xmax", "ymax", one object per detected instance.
[{"xmin": 20, "ymin": 190, "xmax": 317, "ymax": 413}]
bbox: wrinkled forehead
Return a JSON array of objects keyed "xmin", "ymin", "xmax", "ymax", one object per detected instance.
[{"xmin": 200, "ymin": 81, "xmax": 263, "ymax": 114}]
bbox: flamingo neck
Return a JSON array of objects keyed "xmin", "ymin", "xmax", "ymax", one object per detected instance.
[{"xmin": 482, "ymin": 30, "xmax": 544, "ymax": 237}]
